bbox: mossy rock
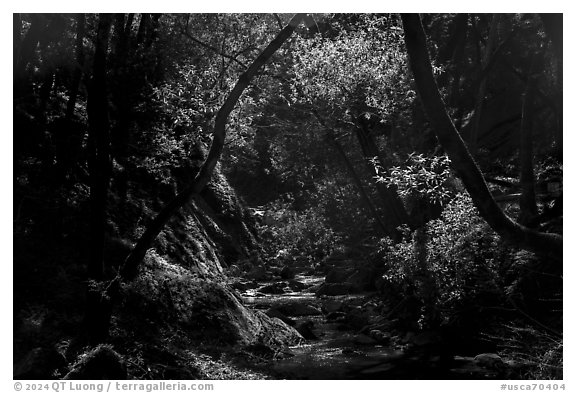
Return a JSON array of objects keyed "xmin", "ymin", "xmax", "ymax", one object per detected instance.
[{"xmin": 122, "ymin": 255, "xmax": 303, "ymax": 348}]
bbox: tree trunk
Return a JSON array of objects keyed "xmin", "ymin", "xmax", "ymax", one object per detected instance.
[
  {"xmin": 14, "ymin": 14, "xmax": 46, "ymax": 98},
  {"xmin": 118, "ymin": 13, "xmax": 305, "ymax": 281},
  {"xmin": 111, "ymin": 14, "xmax": 133, "ymax": 160},
  {"xmin": 81, "ymin": 14, "xmax": 306, "ymax": 343},
  {"xmin": 13, "ymin": 13, "xmax": 21, "ymax": 71},
  {"xmin": 519, "ymin": 69, "xmax": 538, "ymax": 225},
  {"xmin": 313, "ymin": 111, "xmax": 388, "ymax": 235},
  {"xmin": 66, "ymin": 13, "xmax": 86, "ymax": 120},
  {"xmin": 401, "ymin": 13, "xmax": 561, "ymax": 262},
  {"xmin": 539, "ymin": 14, "xmax": 563, "ymax": 161},
  {"xmin": 354, "ymin": 119, "xmax": 410, "ymax": 238},
  {"xmin": 136, "ymin": 13, "xmax": 149, "ymax": 45},
  {"xmin": 87, "ymin": 14, "xmax": 113, "ymax": 280},
  {"xmin": 469, "ymin": 13, "xmax": 501, "ymax": 156}
]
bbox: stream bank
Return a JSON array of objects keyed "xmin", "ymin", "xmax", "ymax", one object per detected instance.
[{"xmin": 231, "ymin": 269, "xmax": 517, "ymax": 380}]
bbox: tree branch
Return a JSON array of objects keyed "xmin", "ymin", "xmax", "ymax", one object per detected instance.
[{"xmin": 181, "ymin": 30, "xmax": 248, "ymax": 69}]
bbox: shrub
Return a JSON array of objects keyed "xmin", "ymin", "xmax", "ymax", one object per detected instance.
[
  {"xmin": 378, "ymin": 193, "xmax": 506, "ymax": 329},
  {"xmin": 257, "ymin": 196, "xmax": 340, "ymax": 265}
]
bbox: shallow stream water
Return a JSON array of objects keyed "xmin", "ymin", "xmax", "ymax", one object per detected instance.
[{"xmin": 239, "ymin": 274, "xmax": 500, "ymax": 380}]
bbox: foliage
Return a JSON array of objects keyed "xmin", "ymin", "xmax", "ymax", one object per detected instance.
[
  {"xmin": 257, "ymin": 196, "xmax": 340, "ymax": 265},
  {"xmin": 376, "ymin": 153, "xmax": 454, "ymax": 205},
  {"xmin": 291, "ymin": 15, "xmax": 414, "ymax": 123},
  {"xmin": 378, "ymin": 193, "xmax": 505, "ymax": 328}
]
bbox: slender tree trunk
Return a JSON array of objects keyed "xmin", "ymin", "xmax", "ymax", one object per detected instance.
[
  {"xmin": 313, "ymin": 111, "xmax": 388, "ymax": 235},
  {"xmin": 118, "ymin": 14, "xmax": 305, "ymax": 281},
  {"xmin": 539, "ymin": 14, "xmax": 563, "ymax": 161},
  {"xmin": 87, "ymin": 14, "xmax": 113, "ymax": 281},
  {"xmin": 125, "ymin": 13, "xmax": 135, "ymax": 34},
  {"xmin": 66, "ymin": 13, "xmax": 86, "ymax": 120},
  {"xmin": 444, "ymin": 14, "xmax": 469, "ymax": 130},
  {"xmin": 136, "ymin": 14, "xmax": 149, "ymax": 45},
  {"xmin": 354, "ymin": 120, "xmax": 410, "ymax": 238},
  {"xmin": 469, "ymin": 13, "xmax": 501, "ymax": 156},
  {"xmin": 14, "ymin": 14, "xmax": 46, "ymax": 99},
  {"xmin": 519, "ymin": 70, "xmax": 538, "ymax": 225},
  {"xmin": 111, "ymin": 14, "xmax": 132, "ymax": 160},
  {"xmin": 401, "ymin": 13, "xmax": 561, "ymax": 262},
  {"xmin": 15, "ymin": 14, "xmax": 45, "ymax": 78},
  {"xmin": 13, "ymin": 13, "xmax": 21, "ymax": 71}
]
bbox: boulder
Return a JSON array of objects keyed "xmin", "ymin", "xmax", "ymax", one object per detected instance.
[
  {"xmin": 354, "ymin": 334, "xmax": 377, "ymax": 345},
  {"xmin": 280, "ymin": 266, "xmax": 296, "ymax": 280},
  {"xmin": 326, "ymin": 311, "xmax": 347, "ymax": 322},
  {"xmin": 227, "ymin": 264, "xmax": 242, "ymax": 277},
  {"xmin": 325, "ymin": 267, "xmax": 355, "ymax": 284},
  {"xmin": 316, "ymin": 282, "xmax": 357, "ymax": 296},
  {"xmin": 230, "ymin": 280, "xmax": 259, "ymax": 292},
  {"xmin": 287, "ymin": 279, "xmax": 310, "ymax": 291},
  {"xmin": 474, "ymin": 353, "xmax": 505, "ymax": 370},
  {"xmin": 265, "ymin": 308, "xmax": 296, "ymax": 326},
  {"xmin": 346, "ymin": 268, "xmax": 376, "ymax": 290},
  {"xmin": 368, "ymin": 329, "xmax": 391, "ymax": 344},
  {"xmin": 321, "ymin": 299, "xmax": 344, "ymax": 313},
  {"xmin": 258, "ymin": 282, "xmax": 287, "ymax": 294},
  {"xmin": 273, "ymin": 302, "xmax": 323, "ymax": 317},
  {"xmin": 122, "ymin": 256, "xmax": 303, "ymax": 348},
  {"xmin": 295, "ymin": 320, "xmax": 318, "ymax": 340},
  {"xmin": 246, "ymin": 265, "xmax": 268, "ymax": 281}
]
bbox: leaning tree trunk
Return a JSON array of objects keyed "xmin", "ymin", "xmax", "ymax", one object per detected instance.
[
  {"xmin": 85, "ymin": 14, "xmax": 306, "ymax": 343},
  {"xmin": 119, "ymin": 13, "xmax": 305, "ymax": 281},
  {"xmin": 400, "ymin": 13, "xmax": 561, "ymax": 262}
]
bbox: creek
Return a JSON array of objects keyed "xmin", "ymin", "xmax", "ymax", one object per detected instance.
[{"xmin": 238, "ymin": 274, "xmax": 500, "ymax": 379}]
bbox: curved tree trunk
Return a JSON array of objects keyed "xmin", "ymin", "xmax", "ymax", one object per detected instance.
[
  {"xmin": 82, "ymin": 13, "xmax": 306, "ymax": 343},
  {"xmin": 400, "ymin": 13, "xmax": 561, "ymax": 262},
  {"xmin": 118, "ymin": 14, "xmax": 305, "ymax": 281}
]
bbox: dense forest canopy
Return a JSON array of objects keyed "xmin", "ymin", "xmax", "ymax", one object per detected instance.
[{"xmin": 13, "ymin": 13, "xmax": 562, "ymax": 380}]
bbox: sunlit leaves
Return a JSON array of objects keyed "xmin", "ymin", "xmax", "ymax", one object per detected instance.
[
  {"xmin": 291, "ymin": 16, "xmax": 413, "ymax": 122},
  {"xmin": 376, "ymin": 153, "xmax": 453, "ymax": 205}
]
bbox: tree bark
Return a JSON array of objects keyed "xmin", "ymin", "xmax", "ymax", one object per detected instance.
[
  {"xmin": 401, "ymin": 13, "xmax": 561, "ymax": 262},
  {"xmin": 518, "ymin": 69, "xmax": 538, "ymax": 225},
  {"xmin": 468, "ymin": 13, "xmax": 501, "ymax": 156},
  {"xmin": 539, "ymin": 14, "xmax": 563, "ymax": 161},
  {"xmin": 87, "ymin": 14, "xmax": 113, "ymax": 280},
  {"xmin": 66, "ymin": 14, "xmax": 86, "ymax": 120},
  {"xmin": 13, "ymin": 13, "xmax": 21, "ymax": 71}
]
